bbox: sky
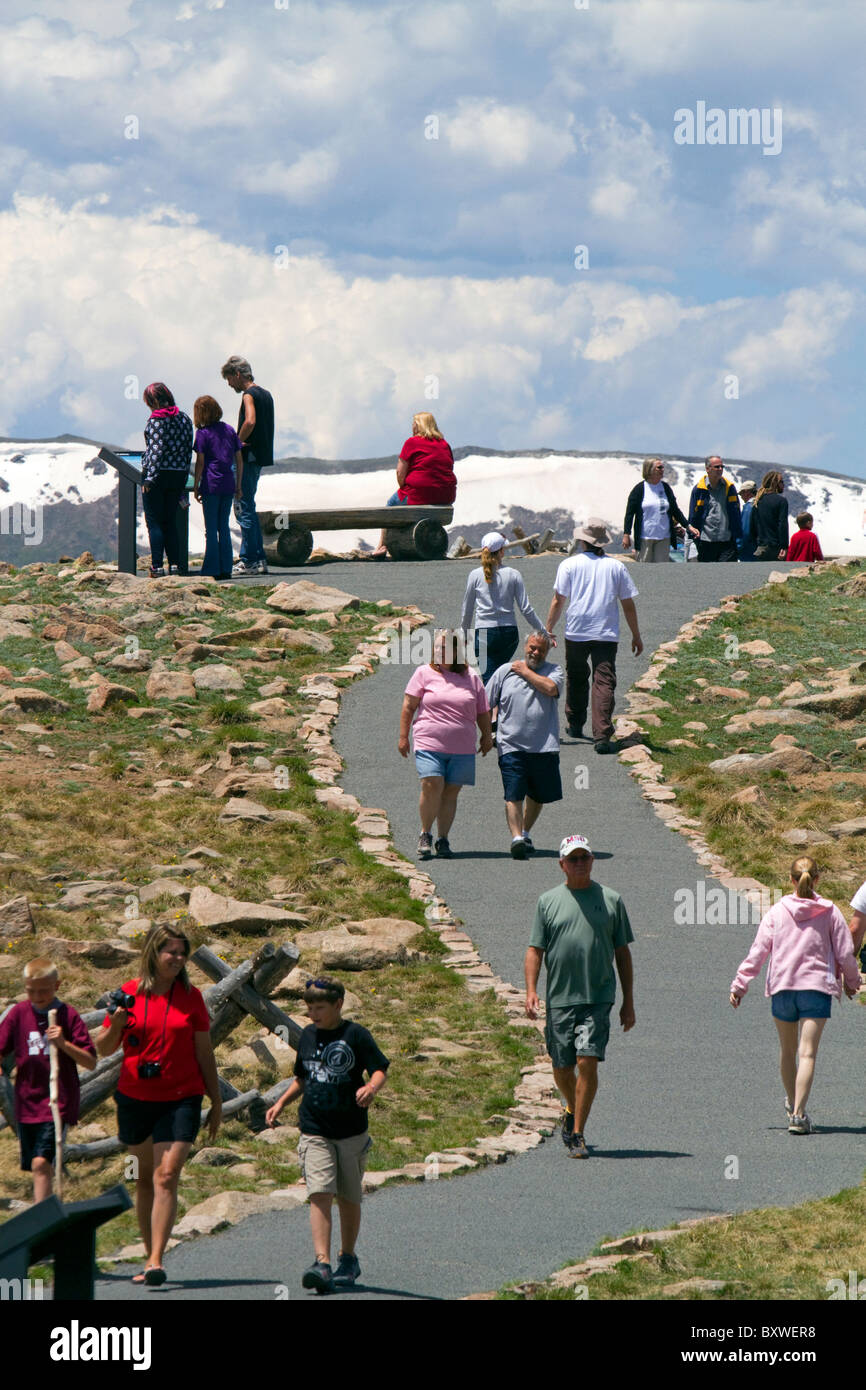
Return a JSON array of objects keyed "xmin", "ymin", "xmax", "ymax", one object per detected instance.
[{"xmin": 0, "ymin": 0, "xmax": 864, "ymax": 473}]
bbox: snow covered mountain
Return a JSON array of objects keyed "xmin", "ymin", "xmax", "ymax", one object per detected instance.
[{"xmin": 2, "ymin": 436, "xmax": 866, "ymax": 565}]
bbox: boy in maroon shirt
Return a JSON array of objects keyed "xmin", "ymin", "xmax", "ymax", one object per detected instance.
[
  {"xmin": 0, "ymin": 959, "xmax": 96, "ymax": 1201},
  {"xmin": 786, "ymin": 512, "xmax": 824, "ymax": 563}
]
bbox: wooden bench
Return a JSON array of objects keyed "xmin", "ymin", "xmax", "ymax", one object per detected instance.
[{"xmin": 258, "ymin": 505, "xmax": 454, "ymax": 564}]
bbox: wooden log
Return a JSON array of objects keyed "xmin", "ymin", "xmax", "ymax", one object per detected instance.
[
  {"xmin": 447, "ymin": 536, "xmax": 471, "ymax": 559},
  {"xmin": 78, "ymin": 1054, "xmax": 124, "ymax": 1117},
  {"xmin": 259, "ymin": 506, "xmax": 453, "ymax": 531},
  {"xmin": 63, "ymin": 1136, "xmax": 125, "ymax": 1163},
  {"xmin": 536, "ymin": 528, "xmax": 554, "ymax": 553},
  {"xmin": 194, "ymin": 943, "xmax": 303, "ymax": 1049},
  {"xmin": 261, "ymin": 1078, "xmax": 294, "ymax": 1109},
  {"xmin": 201, "ymin": 1088, "xmax": 259, "ymax": 1127},
  {"xmin": 411, "ymin": 517, "xmax": 449, "ymax": 560},
  {"xmin": 82, "ymin": 1009, "xmax": 108, "ymax": 1029},
  {"xmin": 263, "ymin": 523, "xmax": 314, "ymax": 567}
]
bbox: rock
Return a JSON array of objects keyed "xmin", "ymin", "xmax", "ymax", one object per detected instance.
[
  {"xmin": 738, "ymin": 640, "xmax": 775, "ymax": 655},
  {"xmin": 618, "ymin": 745, "xmax": 652, "ymax": 763},
  {"xmin": 189, "ymin": 1147, "xmax": 244, "ymax": 1167},
  {"xmin": 770, "ymin": 734, "xmax": 799, "ymax": 749},
  {"xmin": 145, "ymin": 670, "xmax": 197, "ymax": 702},
  {"xmin": 109, "ymin": 651, "xmax": 153, "ymax": 672},
  {"xmin": 320, "ymin": 917, "xmax": 423, "ymax": 970},
  {"xmin": 254, "ymin": 1125, "xmax": 300, "ymax": 1144},
  {"xmin": 227, "ymin": 1162, "xmax": 258, "ymax": 1178},
  {"xmin": 1, "ymin": 687, "xmax": 70, "ymax": 714},
  {"xmin": 314, "ymin": 787, "xmax": 362, "ymax": 813},
  {"xmin": 724, "ymin": 708, "xmax": 817, "ymax": 734},
  {"xmin": 410, "ymin": 1037, "xmax": 476, "ymax": 1061},
  {"xmin": 781, "ymin": 829, "xmax": 832, "ymax": 846},
  {"xmin": 218, "ymin": 797, "xmax": 309, "ymax": 826},
  {"xmin": 683, "ymin": 721, "xmax": 708, "ymax": 732},
  {"xmin": 188, "ymin": 884, "xmax": 309, "ymax": 934},
  {"xmin": 193, "ymin": 664, "xmax": 245, "ymax": 693},
  {"xmin": 55, "ymin": 880, "xmax": 129, "ymax": 910},
  {"xmin": 258, "ymin": 679, "xmax": 290, "ymax": 698},
  {"xmin": 265, "ymin": 581, "xmax": 360, "ymax": 615},
  {"xmin": 662, "ymin": 1278, "xmax": 728, "ymax": 1296},
  {"xmin": 173, "ymin": 1188, "xmax": 305, "ymax": 1237},
  {"xmin": 41, "ymin": 937, "xmax": 138, "ymax": 968},
  {"xmin": 212, "ymin": 769, "xmax": 281, "ymax": 798},
  {"xmin": 730, "ymin": 785, "xmax": 766, "ymax": 806},
  {"xmin": 703, "ymin": 685, "xmax": 750, "ymax": 701},
  {"xmin": 827, "ymin": 817, "xmax": 866, "ymax": 839},
  {"xmin": 116, "ymin": 916, "xmax": 153, "ymax": 939},
  {"xmin": 248, "ymin": 697, "xmax": 290, "ymax": 719},
  {"xmin": 139, "ymin": 878, "xmax": 191, "ymax": 904},
  {"xmin": 0, "ymin": 895, "xmax": 35, "ymax": 940},
  {"xmin": 709, "ymin": 747, "xmax": 820, "ymax": 775},
  {"xmin": 754, "ymin": 696, "xmax": 773, "ymax": 709},
  {"xmin": 184, "ymin": 845, "xmax": 221, "ymax": 860},
  {"xmin": 172, "ymin": 623, "xmax": 215, "ymax": 643},
  {"xmin": 778, "ymin": 681, "xmax": 807, "ymax": 700},
  {"xmin": 783, "ymin": 686, "xmax": 866, "ymax": 720},
  {"xmin": 86, "ymin": 682, "xmax": 138, "ymax": 714}
]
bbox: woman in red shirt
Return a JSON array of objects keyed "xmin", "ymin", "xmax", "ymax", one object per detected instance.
[
  {"xmin": 97, "ymin": 924, "xmax": 221, "ymax": 1286},
  {"xmin": 372, "ymin": 412, "xmax": 457, "ymax": 556}
]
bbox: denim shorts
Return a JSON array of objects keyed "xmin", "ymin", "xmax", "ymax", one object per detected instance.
[
  {"xmin": 386, "ymin": 491, "xmax": 409, "ymax": 506},
  {"xmin": 771, "ymin": 990, "xmax": 832, "ymax": 1022},
  {"xmin": 414, "ymin": 749, "xmax": 476, "ymax": 785},
  {"xmin": 498, "ymin": 751, "xmax": 562, "ymax": 804}
]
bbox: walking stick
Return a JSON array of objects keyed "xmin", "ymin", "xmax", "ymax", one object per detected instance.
[{"xmin": 48, "ymin": 1007, "xmax": 63, "ymax": 1202}]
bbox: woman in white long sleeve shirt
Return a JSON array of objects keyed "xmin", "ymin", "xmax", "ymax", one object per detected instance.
[{"xmin": 460, "ymin": 532, "xmax": 552, "ymax": 683}]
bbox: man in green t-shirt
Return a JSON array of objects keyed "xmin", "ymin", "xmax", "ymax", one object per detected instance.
[{"xmin": 524, "ymin": 834, "xmax": 635, "ymax": 1158}]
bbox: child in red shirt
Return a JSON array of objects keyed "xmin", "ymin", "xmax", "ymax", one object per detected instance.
[
  {"xmin": 0, "ymin": 959, "xmax": 96, "ymax": 1201},
  {"xmin": 786, "ymin": 512, "xmax": 824, "ymax": 562}
]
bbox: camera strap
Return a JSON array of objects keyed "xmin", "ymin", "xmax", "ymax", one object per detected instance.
[{"xmin": 142, "ymin": 983, "xmax": 175, "ymax": 1065}]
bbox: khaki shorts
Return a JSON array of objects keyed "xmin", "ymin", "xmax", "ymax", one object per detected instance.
[{"xmin": 298, "ymin": 1132, "xmax": 372, "ymax": 1205}]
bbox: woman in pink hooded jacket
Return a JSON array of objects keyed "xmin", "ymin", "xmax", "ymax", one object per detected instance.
[{"xmin": 730, "ymin": 855, "xmax": 861, "ymax": 1135}]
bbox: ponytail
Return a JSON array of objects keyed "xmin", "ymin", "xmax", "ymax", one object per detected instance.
[
  {"xmin": 481, "ymin": 547, "xmax": 500, "ymax": 584},
  {"xmin": 790, "ymin": 855, "xmax": 819, "ymax": 898}
]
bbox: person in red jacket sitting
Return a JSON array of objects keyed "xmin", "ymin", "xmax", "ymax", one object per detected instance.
[
  {"xmin": 786, "ymin": 512, "xmax": 824, "ymax": 562},
  {"xmin": 372, "ymin": 412, "xmax": 456, "ymax": 556}
]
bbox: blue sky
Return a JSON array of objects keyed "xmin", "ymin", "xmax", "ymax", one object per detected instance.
[{"xmin": 0, "ymin": 0, "xmax": 863, "ymax": 474}]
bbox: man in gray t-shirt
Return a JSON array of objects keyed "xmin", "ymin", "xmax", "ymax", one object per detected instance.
[{"xmin": 485, "ymin": 632, "xmax": 563, "ymax": 859}]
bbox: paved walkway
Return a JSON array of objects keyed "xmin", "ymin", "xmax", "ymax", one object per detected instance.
[{"xmin": 97, "ymin": 559, "xmax": 866, "ymax": 1301}]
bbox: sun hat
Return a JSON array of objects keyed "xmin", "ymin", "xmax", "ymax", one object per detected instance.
[
  {"xmin": 738, "ymin": 479, "xmax": 757, "ymax": 494},
  {"xmin": 574, "ymin": 518, "xmax": 611, "ymax": 547},
  {"xmin": 560, "ymin": 834, "xmax": 592, "ymax": 858},
  {"xmin": 481, "ymin": 532, "xmax": 506, "ymax": 553}
]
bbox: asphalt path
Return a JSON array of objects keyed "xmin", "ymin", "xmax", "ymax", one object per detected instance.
[{"xmin": 96, "ymin": 557, "xmax": 866, "ymax": 1302}]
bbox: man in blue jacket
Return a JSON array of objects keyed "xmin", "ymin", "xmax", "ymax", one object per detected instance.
[{"xmin": 688, "ymin": 456, "xmax": 742, "ymax": 562}]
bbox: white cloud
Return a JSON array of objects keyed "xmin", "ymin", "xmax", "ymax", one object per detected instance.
[
  {"xmin": 728, "ymin": 285, "xmax": 856, "ymax": 387},
  {"xmin": 589, "ymin": 178, "xmax": 638, "ymax": 220},
  {"xmin": 241, "ymin": 150, "xmax": 340, "ymax": 203},
  {"xmin": 445, "ymin": 99, "xmax": 575, "ymax": 170}
]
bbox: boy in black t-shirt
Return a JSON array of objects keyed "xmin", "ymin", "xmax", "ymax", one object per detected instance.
[{"xmin": 265, "ymin": 976, "xmax": 389, "ymax": 1294}]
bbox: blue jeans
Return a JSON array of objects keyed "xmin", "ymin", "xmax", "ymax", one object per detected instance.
[
  {"xmin": 474, "ymin": 625, "xmax": 519, "ymax": 684},
  {"xmin": 200, "ymin": 491, "xmax": 234, "ymax": 577},
  {"xmin": 238, "ymin": 461, "xmax": 264, "ymax": 563},
  {"xmin": 387, "ymin": 491, "xmax": 409, "ymax": 506},
  {"xmin": 141, "ymin": 475, "xmax": 186, "ymax": 569}
]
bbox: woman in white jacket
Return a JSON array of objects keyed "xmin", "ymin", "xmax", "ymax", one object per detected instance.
[
  {"xmin": 730, "ymin": 856, "xmax": 861, "ymax": 1135},
  {"xmin": 460, "ymin": 532, "xmax": 552, "ymax": 684}
]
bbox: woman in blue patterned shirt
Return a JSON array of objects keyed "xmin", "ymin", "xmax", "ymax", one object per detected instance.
[{"xmin": 141, "ymin": 383, "xmax": 194, "ymax": 578}]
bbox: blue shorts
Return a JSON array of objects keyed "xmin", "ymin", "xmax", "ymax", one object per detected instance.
[
  {"xmin": 386, "ymin": 492, "xmax": 409, "ymax": 506},
  {"xmin": 545, "ymin": 1003, "xmax": 612, "ymax": 1064},
  {"xmin": 498, "ymin": 751, "xmax": 562, "ymax": 804},
  {"xmin": 771, "ymin": 990, "xmax": 832, "ymax": 1022},
  {"xmin": 414, "ymin": 750, "xmax": 476, "ymax": 785},
  {"xmin": 19, "ymin": 1120, "xmax": 68, "ymax": 1171}
]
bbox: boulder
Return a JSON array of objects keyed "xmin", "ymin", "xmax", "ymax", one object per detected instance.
[
  {"xmin": 189, "ymin": 1148, "xmax": 244, "ymax": 1167},
  {"xmin": 730, "ymin": 785, "xmax": 766, "ymax": 806},
  {"xmin": 724, "ymin": 708, "xmax": 817, "ymax": 735},
  {"xmin": 55, "ymin": 880, "xmax": 129, "ymax": 910},
  {"xmin": 320, "ymin": 917, "xmax": 423, "ymax": 970},
  {"xmin": 146, "ymin": 670, "xmax": 197, "ymax": 702},
  {"xmin": 709, "ymin": 747, "xmax": 820, "ymax": 776},
  {"xmin": 212, "ymin": 769, "xmax": 282, "ymax": 798},
  {"xmin": 737, "ymin": 640, "xmax": 776, "ymax": 655},
  {"xmin": 173, "ymin": 1188, "xmax": 305, "ymax": 1237},
  {"xmin": 187, "ymin": 885, "xmax": 309, "ymax": 934},
  {"xmin": 783, "ymin": 686, "xmax": 866, "ymax": 720},
  {"xmin": 827, "ymin": 817, "xmax": 866, "ymax": 839},
  {"xmin": 109, "ymin": 651, "xmax": 153, "ymax": 672},
  {"xmin": 265, "ymin": 581, "xmax": 360, "ymax": 615},
  {"xmin": 86, "ymin": 682, "xmax": 138, "ymax": 714},
  {"xmin": 703, "ymin": 685, "xmax": 750, "ymax": 701},
  {"xmin": 41, "ymin": 937, "xmax": 138, "ymax": 968},
  {"xmin": 193, "ymin": 664, "xmax": 245, "ymax": 693},
  {"xmin": 248, "ymin": 697, "xmax": 290, "ymax": 719},
  {"xmin": 1, "ymin": 687, "xmax": 70, "ymax": 714},
  {"xmin": 139, "ymin": 878, "xmax": 191, "ymax": 905},
  {"xmin": 0, "ymin": 896, "xmax": 35, "ymax": 940},
  {"xmin": 218, "ymin": 797, "xmax": 309, "ymax": 826}
]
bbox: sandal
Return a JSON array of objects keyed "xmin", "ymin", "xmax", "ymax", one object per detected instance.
[{"xmin": 144, "ymin": 1266, "xmax": 167, "ymax": 1286}]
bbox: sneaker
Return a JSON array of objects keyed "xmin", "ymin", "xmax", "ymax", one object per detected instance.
[
  {"xmin": 301, "ymin": 1260, "xmax": 334, "ymax": 1294},
  {"xmin": 434, "ymin": 837, "xmax": 453, "ymax": 858},
  {"xmin": 510, "ymin": 837, "xmax": 528, "ymax": 860},
  {"xmin": 148, "ymin": 566, "xmax": 165, "ymax": 579},
  {"xmin": 333, "ymin": 1252, "xmax": 361, "ymax": 1286},
  {"xmin": 788, "ymin": 1112, "xmax": 812, "ymax": 1135},
  {"xmin": 570, "ymin": 1131, "xmax": 589, "ymax": 1159},
  {"xmin": 258, "ymin": 558, "xmax": 269, "ymax": 575},
  {"xmin": 234, "ymin": 561, "xmax": 258, "ymax": 576},
  {"xmin": 594, "ymin": 739, "xmax": 618, "ymax": 755},
  {"xmin": 168, "ymin": 565, "xmax": 180, "ymax": 575},
  {"xmin": 560, "ymin": 1110, "xmax": 575, "ymax": 1151},
  {"xmin": 417, "ymin": 831, "xmax": 433, "ymax": 860},
  {"xmin": 523, "ymin": 835, "xmax": 536, "ymax": 855}
]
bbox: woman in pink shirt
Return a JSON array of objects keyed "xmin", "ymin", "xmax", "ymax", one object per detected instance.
[
  {"xmin": 730, "ymin": 855, "xmax": 861, "ymax": 1135},
  {"xmin": 398, "ymin": 630, "xmax": 493, "ymax": 859}
]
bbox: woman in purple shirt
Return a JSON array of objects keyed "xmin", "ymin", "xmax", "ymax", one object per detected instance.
[{"xmin": 193, "ymin": 396, "xmax": 244, "ymax": 579}]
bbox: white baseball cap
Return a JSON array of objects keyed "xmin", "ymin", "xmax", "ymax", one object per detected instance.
[
  {"xmin": 481, "ymin": 531, "xmax": 506, "ymax": 553},
  {"xmin": 560, "ymin": 834, "xmax": 592, "ymax": 858}
]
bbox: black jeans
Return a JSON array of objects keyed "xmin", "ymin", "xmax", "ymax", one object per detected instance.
[
  {"xmin": 564, "ymin": 640, "xmax": 618, "ymax": 740},
  {"xmin": 142, "ymin": 476, "xmax": 186, "ymax": 568},
  {"xmin": 696, "ymin": 538, "xmax": 739, "ymax": 562},
  {"xmin": 474, "ymin": 625, "xmax": 519, "ymax": 684}
]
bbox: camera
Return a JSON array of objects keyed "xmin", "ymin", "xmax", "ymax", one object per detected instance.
[
  {"xmin": 137, "ymin": 1061, "xmax": 162, "ymax": 1080},
  {"xmin": 107, "ymin": 988, "xmax": 136, "ymax": 1015}
]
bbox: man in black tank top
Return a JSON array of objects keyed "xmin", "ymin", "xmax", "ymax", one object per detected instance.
[{"xmin": 221, "ymin": 355, "xmax": 275, "ymax": 574}]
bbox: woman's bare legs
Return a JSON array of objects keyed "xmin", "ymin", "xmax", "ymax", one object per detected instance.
[
  {"xmin": 419, "ymin": 775, "xmax": 444, "ymax": 833},
  {"xmin": 437, "ymin": 782, "xmax": 462, "ymax": 839},
  {"xmin": 794, "ymin": 1017, "xmax": 826, "ymax": 1116}
]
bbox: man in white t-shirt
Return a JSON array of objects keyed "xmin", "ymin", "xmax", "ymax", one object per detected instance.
[
  {"xmin": 546, "ymin": 519, "xmax": 643, "ymax": 754},
  {"xmin": 849, "ymin": 880, "xmax": 866, "ymax": 965}
]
